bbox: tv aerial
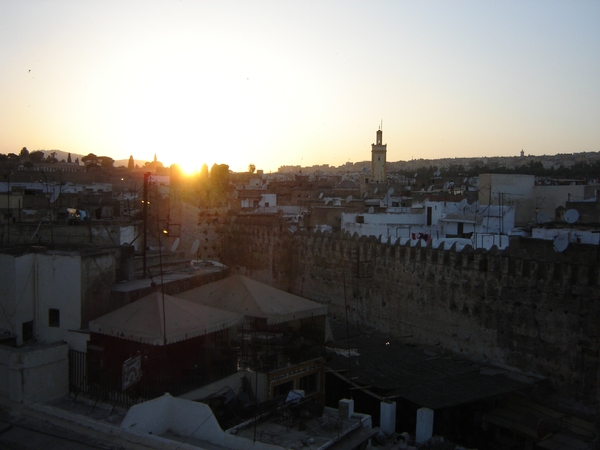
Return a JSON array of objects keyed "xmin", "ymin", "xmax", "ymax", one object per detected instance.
[{"xmin": 537, "ymin": 212, "xmax": 549, "ymax": 224}]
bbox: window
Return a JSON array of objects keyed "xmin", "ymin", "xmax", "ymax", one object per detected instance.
[
  {"xmin": 299, "ymin": 373, "xmax": 318, "ymax": 394},
  {"xmin": 22, "ymin": 321, "xmax": 33, "ymax": 342},
  {"xmin": 49, "ymin": 309, "xmax": 60, "ymax": 327},
  {"xmin": 272, "ymin": 380, "xmax": 294, "ymax": 398}
]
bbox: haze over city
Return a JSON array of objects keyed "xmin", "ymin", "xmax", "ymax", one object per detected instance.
[{"xmin": 1, "ymin": 0, "xmax": 599, "ymax": 174}]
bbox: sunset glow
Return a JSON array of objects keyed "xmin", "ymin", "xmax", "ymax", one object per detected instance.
[{"xmin": 1, "ymin": 1, "xmax": 598, "ymax": 173}]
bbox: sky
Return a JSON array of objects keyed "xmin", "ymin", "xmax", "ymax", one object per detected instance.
[{"xmin": 1, "ymin": 1, "xmax": 599, "ymax": 174}]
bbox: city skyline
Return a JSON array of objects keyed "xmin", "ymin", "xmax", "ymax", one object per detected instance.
[{"xmin": 1, "ymin": 0, "xmax": 599, "ymax": 174}]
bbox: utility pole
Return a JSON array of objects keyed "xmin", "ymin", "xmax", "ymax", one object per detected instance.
[{"xmin": 142, "ymin": 172, "xmax": 150, "ymax": 278}]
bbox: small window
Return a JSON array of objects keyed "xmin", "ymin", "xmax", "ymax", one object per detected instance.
[
  {"xmin": 22, "ymin": 321, "xmax": 34, "ymax": 342},
  {"xmin": 49, "ymin": 309, "xmax": 60, "ymax": 327}
]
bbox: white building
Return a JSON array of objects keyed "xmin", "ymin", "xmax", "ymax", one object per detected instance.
[{"xmin": 342, "ymin": 200, "xmax": 515, "ymax": 250}]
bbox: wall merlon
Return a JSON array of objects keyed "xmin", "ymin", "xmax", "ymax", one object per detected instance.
[{"xmin": 223, "ymin": 220, "xmax": 600, "ymax": 405}]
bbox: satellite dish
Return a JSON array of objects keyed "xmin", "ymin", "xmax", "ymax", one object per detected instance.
[
  {"xmin": 346, "ymin": 195, "xmax": 353, "ymax": 204},
  {"xmin": 463, "ymin": 177, "xmax": 467, "ymax": 183},
  {"xmin": 318, "ymin": 192, "xmax": 323, "ymax": 199},
  {"xmin": 434, "ymin": 171, "xmax": 441, "ymax": 177},
  {"xmin": 414, "ymin": 173, "xmax": 418, "ymax": 178},
  {"xmin": 537, "ymin": 212, "xmax": 549, "ymax": 224},
  {"xmin": 190, "ymin": 239, "xmax": 200, "ymax": 255},
  {"xmin": 553, "ymin": 234, "xmax": 569, "ymax": 252},
  {"xmin": 324, "ymin": 199, "xmax": 331, "ymax": 205},
  {"xmin": 170, "ymin": 237, "xmax": 180, "ymax": 252},
  {"xmin": 564, "ymin": 209, "xmax": 579, "ymax": 224},
  {"xmin": 458, "ymin": 199, "xmax": 468, "ymax": 209},
  {"xmin": 427, "ymin": 185, "xmax": 433, "ymax": 192},
  {"xmin": 363, "ymin": 192, "xmax": 368, "ymax": 198},
  {"xmin": 374, "ymin": 188, "xmax": 378, "ymax": 194},
  {"xmin": 387, "ymin": 187, "xmax": 394, "ymax": 196},
  {"xmin": 368, "ymin": 206, "xmax": 374, "ymax": 213},
  {"xmin": 49, "ymin": 190, "xmax": 60, "ymax": 203}
]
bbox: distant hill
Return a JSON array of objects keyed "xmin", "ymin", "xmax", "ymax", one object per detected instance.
[{"xmin": 37, "ymin": 150, "xmax": 147, "ymax": 167}]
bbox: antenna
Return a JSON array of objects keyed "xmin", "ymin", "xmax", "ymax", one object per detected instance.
[
  {"xmin": 170, "ymin": 237, "xmax": 180, "ymax": 252},
  {"xmin": 564, "ymin": 209, "xmax": 579, "ymax": 224},
  {"xmin": 553, "ymin": 234, "xmax": 569, "ymax": 253}
]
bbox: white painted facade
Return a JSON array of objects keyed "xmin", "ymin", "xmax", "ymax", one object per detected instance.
[
  {"xmin": 478, "ymin": 173, "xmax": 593, "ymax": 226},
  {"xmin": 531, "ymin": 227, "xmax": 600, "ymax": 245},
  {"xmin": 0, "ymin": 251, "xmax": 82, "ymax": 347},
  {"xmin": 0, "ymin": 342, "xmax": 69, "ymax": 403},
  {"xmin": 341, "ymin": 200, "xmax": 516, "ymax": 250}
]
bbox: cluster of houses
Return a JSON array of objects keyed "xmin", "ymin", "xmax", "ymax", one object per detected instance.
[{"xmin": 1, "ymin": 143, "xmax": 599, "ymax": 448}]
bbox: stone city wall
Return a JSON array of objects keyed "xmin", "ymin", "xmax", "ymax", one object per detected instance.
[{"xmin": 222, "ymin": 215, "xmax": 600, "ymax": 406}]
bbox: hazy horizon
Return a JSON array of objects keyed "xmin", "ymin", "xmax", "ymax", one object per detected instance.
[{"xmin": 1, "ymin": 1, "xmax": 599, "ymax": 174}]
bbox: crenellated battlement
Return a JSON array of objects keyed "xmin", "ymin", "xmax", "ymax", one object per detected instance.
[{"xmin": 222, "ymin": 217, "xmax": 600, "ymax": 406}]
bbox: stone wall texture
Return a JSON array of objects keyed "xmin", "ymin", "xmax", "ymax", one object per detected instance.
[{"xmin": 222, "ymin": 214, "xmax": 600, "ymax": 406}]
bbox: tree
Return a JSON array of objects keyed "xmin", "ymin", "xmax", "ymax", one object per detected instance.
[
  {"xmin": 45, "ymin": 151, "xmax": 58, "ymax": 163},
  {"xmin": 81, "ymin": 153, "xmax": 98, "ymax": 166},
  {"xmin": 29, "ymin": 151, "xmax": 44, "ymax": 162},
  {"xmin": 67, "ymin": 153, "xmax": 72, "ymax": 163},
  {"xmin": 128, "ymin": 155, "xmax": 134, "ymax": 170},
  {"xmin": 98, "ymin": 156, "xmax": 114, "ymax": 168},
  {"xmin": 19, "ymin": 147, "xmax": 29, "ymax": 158},
  {"xmin": 200, "ymin": 163, "xmax": 209, "ymax": 181},
  {"xmin": 248, "ymin": 163, "xmax": 256, "ymax": 173}
]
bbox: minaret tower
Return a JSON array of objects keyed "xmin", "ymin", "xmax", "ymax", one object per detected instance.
[{"xmin": 371, "ymin": 124, "xmax": 387, "ymax": 183}]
